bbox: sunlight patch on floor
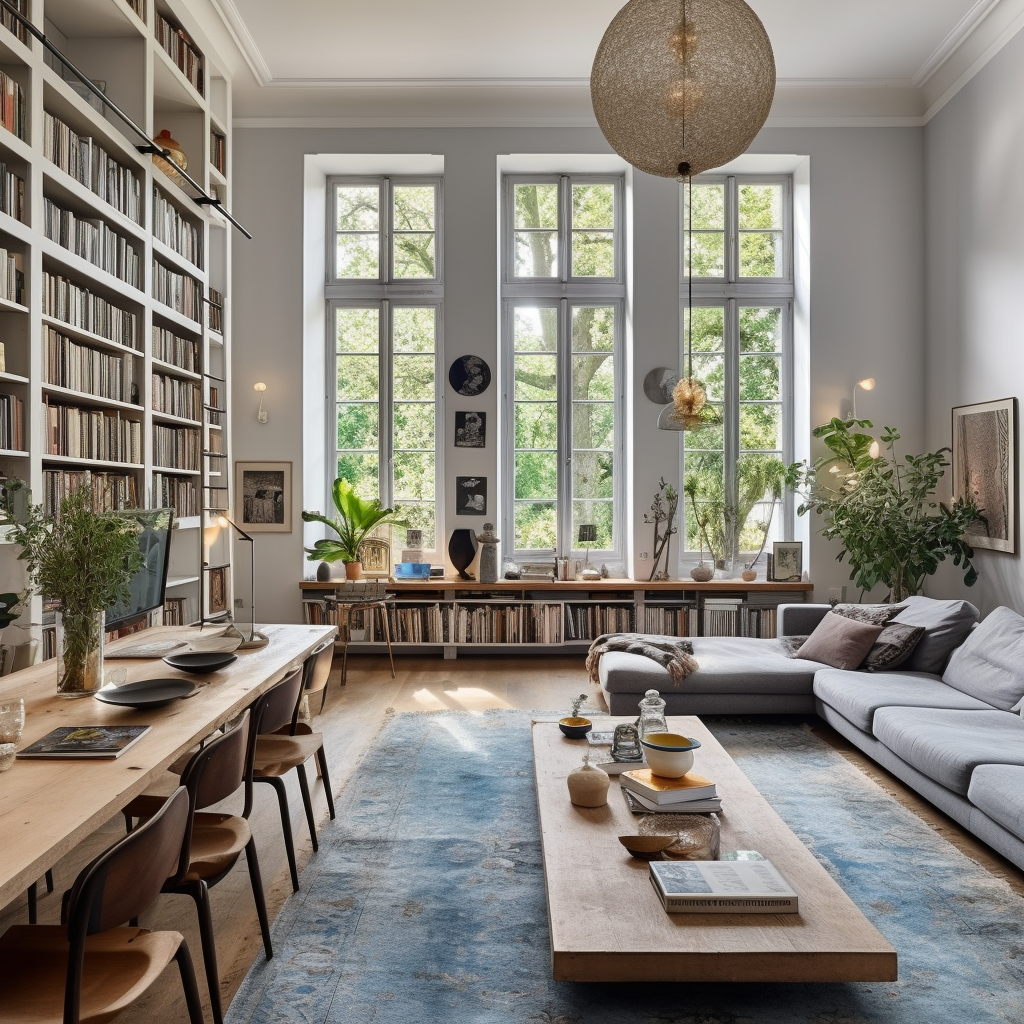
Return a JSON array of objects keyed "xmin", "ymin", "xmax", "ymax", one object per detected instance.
[
  {"xmin": 442, "ymin": 687, "xmax": 512, "ymax": 710},
  {"xmin": 411, "ymin": 688, "xmax": 448, "ymax": 709}
]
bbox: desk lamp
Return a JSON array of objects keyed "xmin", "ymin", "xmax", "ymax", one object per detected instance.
[{"xmin": 217, "ymin": 515, "xmax": 268, "ymax": 646}]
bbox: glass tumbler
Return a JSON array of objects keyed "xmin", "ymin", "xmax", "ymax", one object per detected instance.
[{"xmin": 0, "ymin": 697, "xmax": 25, "ymax": 771}]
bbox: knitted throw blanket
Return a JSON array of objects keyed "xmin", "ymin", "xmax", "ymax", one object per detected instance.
[{"xmin": 586, "ymin": 633, "xmax": 699, "ymax": 687}]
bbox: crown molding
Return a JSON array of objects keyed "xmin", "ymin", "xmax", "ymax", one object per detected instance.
[{"xmin": 913, "ymin": 0, "xmax": 1002, "ymax": 86}]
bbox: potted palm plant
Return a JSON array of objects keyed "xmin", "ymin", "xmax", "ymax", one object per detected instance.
[
  {"xmin": 2, "ymin": 483, "xmax": 144, "ymax": 696},
  {"xmin": 302, "ymin": 478, "xmax": 407, "ymax": 580}
]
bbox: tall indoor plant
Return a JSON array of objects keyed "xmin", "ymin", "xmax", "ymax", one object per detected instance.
[
  {"xmin": 302, "ymin": 478, "xmax": 407, "ymax": 579},
  {"xmin": 786, "ymin": 418, "xmax": 982, "ymax": 601},
  {"xmin": 2, "ymin": 483, "xmax": 144, "ymax": 695}
]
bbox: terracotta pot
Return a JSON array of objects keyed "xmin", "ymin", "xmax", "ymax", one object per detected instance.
[
  {"xmin": 345, "ymin": 560, "xmax": 363, "ymax": 580},
  {"xmin": 741, "ymin": 569, "xmax": 757, "ymax": 582}
]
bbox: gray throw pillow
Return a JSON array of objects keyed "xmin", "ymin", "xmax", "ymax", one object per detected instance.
[
  {"xmin": 892, "ymin": 596, "xmax": 981, "ymax": 675},
  {"xmin": 796, "ymin": 612, "xmax": 883, "ymax": 670},
  {"xmin": 863, "ymin": 622, "xmax": 927, "ymax": 672},
  {"xmin": 943, "ymin": 606, "xmax": 1024, "ymax": 711},
  {"xmin": 832, "ymin": 603, "xmax": 906, "ymax": 626}
]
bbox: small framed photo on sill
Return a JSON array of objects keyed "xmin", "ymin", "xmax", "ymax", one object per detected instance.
[{"xmin": 770, "ymin": 541, "xmax": 803, "ymax": 582}]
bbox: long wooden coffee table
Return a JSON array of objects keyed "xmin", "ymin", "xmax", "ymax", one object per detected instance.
[{"xmin": 532, "ymin": 716, "xmax": 897, "ymax": 983}]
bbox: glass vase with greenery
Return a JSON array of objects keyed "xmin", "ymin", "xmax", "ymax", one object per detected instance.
[
  {"xmin": 302, "ymin": 477, "xmax": 407, "ymax": 578},
  {"xmin": 786, "ymin": 418, "xmax": 982, "ymax": 602},
  {"xmin": 2, "ymin": 484, "xmax": 144, "ymax": 695}
]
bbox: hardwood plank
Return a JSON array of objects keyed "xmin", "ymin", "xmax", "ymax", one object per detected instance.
[{"xmin": 533, "ymin": 717, "xmax": 898, "ymax": 983}]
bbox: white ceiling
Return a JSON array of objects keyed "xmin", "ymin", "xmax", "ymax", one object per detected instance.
[{"xmin": 191, "ymin": 0, "xmax": 1024, "ymax": 124}]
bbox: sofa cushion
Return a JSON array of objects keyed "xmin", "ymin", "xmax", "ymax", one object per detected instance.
[
  {"xmin": 814, "ymin": 668, "xmax": 994, "ymax": 733},
  {"xmin": 796, "ymin": 612, "xmax": 882, "ymax": 670},
  {"xmin": 941, "ymin": 606, "xmax": 1024, "ymax": 712},
  {"xmin": 872, "ymin": 707, "xmax": 1024, "ymax": 794},
  {"xmin": 968, "ymin": 764, "xmax": 1024, "ymax": 842},
  {"xmin": 891, "ymin": 596, "xmax": 980, "ymax": 674},
  {"xmin": 863, "ymin": 622, "xmax": 927, "ymax": 672},
  {"xmin": 832, "ymin": 603, "xmax": 906, "ymax": 626},
  {"xmin": 599, "ymin": 636, "xmax": 823, "ymax": 696}
]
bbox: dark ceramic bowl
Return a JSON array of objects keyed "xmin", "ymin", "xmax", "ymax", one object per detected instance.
[{"xmin": 558, "ymin": 717, "xmax": 593, "ymax": 739}]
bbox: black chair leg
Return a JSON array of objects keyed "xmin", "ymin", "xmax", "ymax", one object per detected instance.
[
  {"xmin": 188, "ymin": 879, "xmax": 223, "ymax": 1024},
  {"xmin": 26, "ymin": 882, "xmax": 37, "ymax": 924},
  {"xmin": 296, "ymin": 763, "xmax": 318, "ymax": 853},
  {"xmin": 259, "ymin": 776, "xmax": 300, "ymax": 892},
  {"xmin": 317, "ymin": 746, "xmax": 336, "ymax": 820},
  {"xmin": 175, "ymin": 939, "xmax": 207, "ymax": 1024},
  {"xmin": 244, "ymin": 837, "xmax": 273, "ymax": 960},
  {"xmin": 44, "ymin": 869, "xmax": 54, "ymax": 893}
]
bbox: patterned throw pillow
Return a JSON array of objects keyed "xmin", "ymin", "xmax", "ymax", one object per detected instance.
[
  {"xmin": 862, "ymin": 622, "xmax": 927, "ymax": 672},
  {"xmin": 831, "ymin": 603, "xmax": 907, "ymax": 626},
  {"xmin": 778, "ymin": 634, "xmax": 809, "ymax": 658}
]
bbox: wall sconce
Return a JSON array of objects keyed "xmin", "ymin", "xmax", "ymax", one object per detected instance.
[
  {"xmin": 254, "ymin": 382, "xmax": 268, "ymax": 423},
  {"xmin": 851, "ymin": 377, "xmax": 875, "ymax": 419}
]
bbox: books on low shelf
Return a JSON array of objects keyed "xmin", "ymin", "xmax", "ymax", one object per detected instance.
[
  {"xmin": 17, "ymin": 725, "xmax": 151, "ymax": 760},
  {"xmin": 649, "ymin": 858, "xmax": 798, "ymax": 914}
]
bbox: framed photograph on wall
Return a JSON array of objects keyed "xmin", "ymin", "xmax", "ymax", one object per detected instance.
[
  {"xmin": 952, "ymin": 397, "xmax": 1018, "ymax": 553},
  {"xmin": 770, "ymin": 541, "xmax": 803, "ymax": 582},
  {"xmin": 456, "ymin": 476, "xmax": 487, "ymax": 515},
  {"xmin": 454, "ymin": 411, "xmax": 486, "ymax": 448},
  {"xmin": 235, "ymin": 461, "xmax": 292, "ymax": 533},
  {"xmin": 206, "ymin": 566, "xmax": 227, "ymax": 615}
]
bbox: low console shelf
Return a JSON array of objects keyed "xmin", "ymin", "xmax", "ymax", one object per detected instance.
[{"xmin": 298, "ymin": 578, "xmax": 813, "ymax": 659}]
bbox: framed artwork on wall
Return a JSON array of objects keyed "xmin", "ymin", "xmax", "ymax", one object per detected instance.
[
  {"xmin": 455, "ymin": 411, "xmax": 486, "ymax": 447},
  {"xmin": 952, "ymin": 397, "xmax": 1018, "ymax": 554},
  {"xmin": 235, "ymin": 461, "xmax": 292, "ymax": 533},
  {"xmin": 770, "ymin": 541, "xmax": 803, "ymax": 582},
  {"xmin": 456, "ymin": 476, "xmax": 487, "ymax": 515},
  {"xmin": 206, "ymin": 566, "xmax": 227, "ymax": 615},
  {"xmin": 448, "ymin": 355, "xmax": 490, "ymax": 396}
]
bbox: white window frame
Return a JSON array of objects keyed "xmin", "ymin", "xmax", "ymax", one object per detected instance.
[
  {"xmin": 681, "ymin": 174, "xmax": 795, "ymax": 561},
  {"xmin": 326, "ymin": 175, "xmax": 444, "ymax": 546},
  {"xmin": 500, "ymin": 174, "xmax": 627, "ymax": 562}
]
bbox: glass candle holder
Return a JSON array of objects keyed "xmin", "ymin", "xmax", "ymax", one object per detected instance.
[
  {"xmin": 0, "ymin": 698, "xmax": 25, "ymax": 772},
  {"xmin": 638, "ymin": 811, "xmax": 721, "ymax": 860}
]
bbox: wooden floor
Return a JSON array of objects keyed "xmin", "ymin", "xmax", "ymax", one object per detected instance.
[{"xmin": 3, "ymin": 651, "xmax": 1023, "ymax": 1022}]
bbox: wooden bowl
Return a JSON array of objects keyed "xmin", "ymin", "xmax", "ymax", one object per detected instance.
[{"xmin": 618, "ymin": 834, "xmax": 678, "ymax": 860}]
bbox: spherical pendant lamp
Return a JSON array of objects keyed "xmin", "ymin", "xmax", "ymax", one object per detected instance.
[{"xmin": 591, "ymin": 0, "xmax": 776, "ymax": 178}]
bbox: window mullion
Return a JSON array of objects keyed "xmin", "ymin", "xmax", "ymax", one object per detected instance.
[
  {"xmin": 725, "ymin": 175, "xmax": 738, "ymax": 284},
  {"xmin": 558, "ymin": 297, "xmax": 572, "ymax": 554},
  {"xmin": 724, "ymin": 297, "xmax": 740, "ymax": 533},
  {"xmin": 380, "ymin": 299, "xmax": 394, "ymax": 508},
  {"xmin": 559, "ymin": 176, "xmax": 570, "ymax": 285}
]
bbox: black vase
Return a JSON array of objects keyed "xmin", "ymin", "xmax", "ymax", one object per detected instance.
[
  {"xmin": 316, "ymin": 561, "xmax": 332, "ymax": 582},
  {"xmin": 448, "ymin": 529, "xmax": 478, "ymax": 580}
]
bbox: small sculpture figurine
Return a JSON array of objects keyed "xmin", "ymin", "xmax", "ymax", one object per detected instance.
[
  {"xmin": 610, "ymin": 722, "xmax": 644, "ymax": 763},
  {"xmin": 475, "ymin": 523, "xmax": 499, "ymax": 583}
]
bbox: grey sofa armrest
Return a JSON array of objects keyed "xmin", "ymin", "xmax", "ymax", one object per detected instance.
[{"xmin": 777, "ymin": 604, "xmax": 830, "ymax": 636}]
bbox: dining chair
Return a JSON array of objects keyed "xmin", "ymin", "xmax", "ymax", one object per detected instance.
[
  {"xmin": 251, "ymin": 652, "xmax": 334, "ymax": 893},
  {"xmin": 0, "ymin": 785, "xmax": 204, "ymax": 1024},
  {"xmin": 122, "ymin": 707, "xmax": 272, "ymax": 1024}
]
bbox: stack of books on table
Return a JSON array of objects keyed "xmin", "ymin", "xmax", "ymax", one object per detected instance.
[
  {"xmin": 619, "ymin": 768, "xmax": 722, "ymax": 813},
  {"xmin": 649, "ymin": 858, "xmax": 798, "ymax": 914}
]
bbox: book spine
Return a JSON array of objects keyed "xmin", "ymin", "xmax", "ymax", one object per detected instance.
[{"xmin": 650, "ymin": 877, "xmax": 799, "ymax": 913}]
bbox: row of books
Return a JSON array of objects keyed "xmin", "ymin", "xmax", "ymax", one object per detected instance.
[
  {"xmin": 152, "ymin": 326, "xmax": 200, "ymax": 373},
  {"xmin": 162, "ymin": 596, "xmax": 192, "ymax": 626},
  {"xmin": 208, "ymin": 384, "xmax": 222, "ymax": 424},
  {"xmin": 43, "ymin": 326, "xmax": 138, "ymax": 404},
  {"xmin": 208, "ymin": 287, "xmax": 224, "ymax": 332},
  {"xmin": 0, "ymin": 69, "xmax": 25, "ymax": 141},
  {"xmin": 44, "ymin": 401, "xmax": 142, "ymax": 463},
  {"xmin": 152, "ymin": 260, "xmax": 202, "ymax": 321},
  {"xmin": 0, "ymin": 162, "xmax": 25, "ymax": 223},
  {"xmin": 152, "ymin": 372, "xmax": 202, "ymax": 420},
  {"xmin": 0, "ymin": 247, "xmax": 24, "ymax": 304},
  {"xmin": 152, "ymin": 423, "xmax": 200, "ymax": 471},
  {"xmin": 210, "ymin": 130, "xmax": 226, "ymax": 175},
  {"xmin": 563, "ymin": 603, "xmax": 635, "ymax": 640},
  {"xmin": 43, "ymin": 197, "xmax": 141, "ymax": 288},
  {"xmin": 452, "ymin": 602, "xmax": 563, "ymax": 644},
  {"xmin": 0, "ymin": 0, "xmax": 27, "ymax": 44},
  {"xmin": 153, "ymin": 472, "xmax": 198, "ymax": 517},
  {"xmin": 0, "ymin": 391, "xmax": 24, "ymax": 450},
  {"xmin": 152, "ymin": 186, "xmax": 203, "ymax": 268},
  {"xmin": 42, "ymin": 271, "xmax": 140, "ymax": 350},
  {"xmin": 643, "ymin": 604, "xmax": 696, "ymax": 635},
  {"xmin": 157, "ymin": 13, "xmax": 204, "ymax": 95},
  {"xmin": 43, "ymin": 111, "xmax": 143, "ymax": 223},
  {"xmin": 42, "ymin": 468, "xmax": 139, "ymax": 516}
]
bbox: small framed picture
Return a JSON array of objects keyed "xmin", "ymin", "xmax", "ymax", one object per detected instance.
[
  {"xmin": 235, "ymin": 461, "xmax": 292, "ymax": 533},
  {"xmin": 770, "ymin": 541, "xmax": 803, "ymax": 582},
  {"xmin": 456, "ymin": 476, "xmax": 487, "ymax": 515},
  {"xmin": 406, "ymin": 528, "xmax": 423, "ymax": 549},
  {"xmin": 206, "ymin": 566, "xmax": 227, "ymax": 614},
  {"xmin": 454, "ymin": 411, "xmax": 486, "ymax": 448}
]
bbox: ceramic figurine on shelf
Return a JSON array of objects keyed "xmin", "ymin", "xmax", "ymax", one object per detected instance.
[
  {"xmin": 566, "ymin": 753, "xmax": 610, "ymax": 807},
  {"xmin": 475, "ymin": 523, "xmax": 499, "ymax": 584}
]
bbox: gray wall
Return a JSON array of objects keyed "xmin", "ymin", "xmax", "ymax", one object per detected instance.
[
  {"xmin": 231, "ymin": 123, "xmax": 926, "ymax": 624},
  {"xmin": 925, "ymin": 28, "xmax": 1024, "ymax": 616}
]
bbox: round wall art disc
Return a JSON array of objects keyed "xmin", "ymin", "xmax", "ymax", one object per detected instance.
[
  {"xmin": 643, "ymin": 367, "xmax": 679, "ymax": 405},
  {"xmin": 449, "ymin": 355, "xmax": 491, "ymax": 396}
]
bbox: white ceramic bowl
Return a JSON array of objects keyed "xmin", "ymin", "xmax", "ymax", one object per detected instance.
[{"xmin": 640, "ymin": 732, "xmax": 702, "ymax": 778}]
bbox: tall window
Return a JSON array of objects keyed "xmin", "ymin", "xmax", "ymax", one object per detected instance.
[
  {"xmin": 682, "ymin": 175, "xmax": 793, "ymax": 564},
  {"xmin": 327, "ymin": 176, "xmax": 442, "ymax": 547},
  {"xmin": 501, "ymin": 175, "xmax": 625, "ymax": 560}
]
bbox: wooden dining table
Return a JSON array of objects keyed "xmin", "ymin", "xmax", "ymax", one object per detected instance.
[{"xmin": 0, "ymin": 622, "xmax": 336, "ymax": 913}]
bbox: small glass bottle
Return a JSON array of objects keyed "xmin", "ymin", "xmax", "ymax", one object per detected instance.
[{"xmin": 637, "ymin": 688, "xmax": 669, "ymax": 739}]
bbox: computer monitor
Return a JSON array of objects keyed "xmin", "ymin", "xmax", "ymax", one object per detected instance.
[{"xmin": 104, "ymin": 508, "xmax": 175, "ymax": 631}]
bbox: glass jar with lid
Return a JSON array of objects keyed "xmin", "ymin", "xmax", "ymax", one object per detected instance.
[{"xmin": 637, "ymin": 688, "xmax": 669, "ymax": 739}]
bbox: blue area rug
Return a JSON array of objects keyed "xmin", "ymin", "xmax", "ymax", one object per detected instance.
[{"xmin": 226, "ymin": 711, "xmax": 1024, "ymax": 1024}]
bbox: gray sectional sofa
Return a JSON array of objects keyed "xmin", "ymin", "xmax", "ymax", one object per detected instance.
[{"xmin": 597, "ymin": 596, "xmax": 1024, "ymax": 872}]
